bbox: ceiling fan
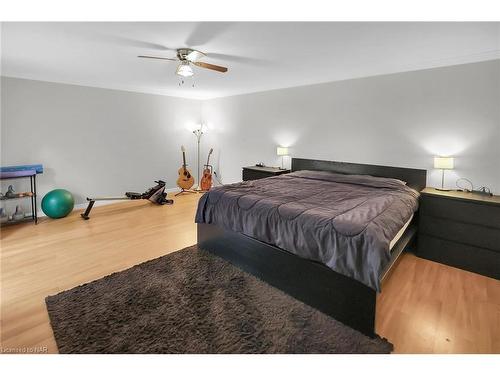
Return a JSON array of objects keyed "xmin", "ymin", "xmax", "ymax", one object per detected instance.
[{"xmin": 138, "ymin": 48, "xmax": 228, "ymax": 77}]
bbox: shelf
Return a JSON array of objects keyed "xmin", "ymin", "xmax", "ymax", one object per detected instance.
[
  {"xmin": 0, "ymin": 216, "xmax": 35, "ymax": 227},
  {"xmin": 0, "ymin": 165, "xmax": 40, "ymax": 225},
  {"xmin": 0, "ymin": 170, "xmax": 37, "ymax": 180},
  {"xmin": 0, "ymin": 195, "xmax": 35, "ymax": 201}
]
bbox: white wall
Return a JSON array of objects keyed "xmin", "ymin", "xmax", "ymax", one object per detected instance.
[
  {"xmin": 2, "ymin": 59, "xmax": 499, "ymax": 218},
  {"xmin": 202, "ymin": 60, "xmax": 500, "ymax": 193},
  {"xmin": 1, "ymin": 77, "xmax": 202, "ymax": 210}
]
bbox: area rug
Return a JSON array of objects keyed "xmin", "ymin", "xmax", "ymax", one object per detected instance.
[{"xmin": 46, "ymin": 245, "xmax": 393, "ymax": 354}]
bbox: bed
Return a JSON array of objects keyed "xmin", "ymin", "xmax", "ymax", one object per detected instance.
[{"xmin": 196, "ymin": 158, "xmax": 427, "ymax": 337}]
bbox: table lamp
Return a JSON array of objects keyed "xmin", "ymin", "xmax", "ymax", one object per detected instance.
[
  {"xmin": 434, "ymin": 156, "xmax": 454, "ymax": 191},
  {"xmin": 277, "ymin": 147, "xmax": 289, "ymax": 170}
]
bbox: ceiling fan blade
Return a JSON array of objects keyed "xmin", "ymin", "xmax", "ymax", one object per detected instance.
[
  {"xmin": 193, "ymin": 61, "xmax": 228, "ymax": 73},
  {"xmin": 93, "ymin": 33, "xmax": 174, "ymax": 52},
  {"xmin": 186, "ymin": 50, "xmax": 206, "ymax": 62},
  {"xmin": 208, "ymin": 52, "xmax": 268, "ymax": 65},
  {"xmin": 137, "ymin": 55, "xmax": 177, "ymax": 62},
  {"xmin": 185, "ymin": 22, "xmax": 233, "ymax": 47}
]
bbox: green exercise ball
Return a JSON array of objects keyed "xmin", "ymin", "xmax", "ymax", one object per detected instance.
[{"xmin": 41, "ymin": 189, "xmax": 75, "ymax": 219}]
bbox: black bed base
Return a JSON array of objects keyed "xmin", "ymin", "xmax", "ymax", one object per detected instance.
[
  {"xmin": 198, "ymin": 157, "xmax": 424, "ymax": 337},
  {"xmin": 292, "ymin": 158, "xmax": 427, "ymax": 192},
  {"xmin": 198, "ymin": 222, "xmax": 417, "ymax": 338}
]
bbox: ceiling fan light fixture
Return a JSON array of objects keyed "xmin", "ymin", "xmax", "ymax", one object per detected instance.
[
  {"xmin": 139, "ymin": 49, "xmax": 227, "ymax": 76},
  {"xmin": 176, "ymin": 61, "xmax": 194, "ymax": 77}
]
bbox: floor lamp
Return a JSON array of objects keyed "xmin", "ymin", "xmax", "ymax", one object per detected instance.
[{"xmin": 192, "ymin": 124, "xmax": 204, "ymax": 192}]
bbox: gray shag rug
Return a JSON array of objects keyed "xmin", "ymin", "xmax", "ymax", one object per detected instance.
[{"xmin": 46, "ymin": 245, "xmax": 393, "ymax": 354}]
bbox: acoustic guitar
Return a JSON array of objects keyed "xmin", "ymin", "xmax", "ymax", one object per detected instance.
[
  {"xmin": 200, "ymin": 148, "xmax": 214, "ymax": 191},
  {"xmin": 177, "ymin": 146, "xmax": 195, "ymax": 190}
]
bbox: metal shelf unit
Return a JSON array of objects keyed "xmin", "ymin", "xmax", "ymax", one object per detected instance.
[{"xmin": 1, "ymin": 167, "xmax": 41, "ymax": 226}]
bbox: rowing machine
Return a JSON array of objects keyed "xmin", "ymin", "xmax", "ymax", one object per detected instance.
[{"xmin": 81, "ymin": 180, "xmax": 173, "ymax": 220}]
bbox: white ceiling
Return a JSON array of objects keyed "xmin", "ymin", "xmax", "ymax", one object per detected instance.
[{"xmin": 1, "ymin": 22, "xmax": 499, "ymax": 100}]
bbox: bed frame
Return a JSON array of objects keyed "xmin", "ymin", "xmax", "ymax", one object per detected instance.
[{"xmin": 197, "ymin": 158, "xmax": 427, "ymax": 337}]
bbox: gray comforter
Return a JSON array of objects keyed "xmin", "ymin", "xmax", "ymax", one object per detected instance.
[{"xmin": 195, "ymin": 170, "xmax": 419, "ymax": 291}]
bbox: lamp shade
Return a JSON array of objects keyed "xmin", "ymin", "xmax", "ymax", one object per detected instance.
[
  {"xmin": 434, "ymin": 157, "xmax": 454, "ymax": 170},
  {"xmin": 276, "ymin": 147, "xmax": 289, "ymax": 156},
  {"xmin": 176, "ymin": 61, "xmax": 194, "ymax": 77}
]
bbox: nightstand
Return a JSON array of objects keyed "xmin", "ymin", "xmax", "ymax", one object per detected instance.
[
  {"xmin": 418, "ymin": 187, "xmax": 500, "ymax": 279},
  {"xmin": 242, "ymin": 166, "xmax": 291, "ymax": 181}
]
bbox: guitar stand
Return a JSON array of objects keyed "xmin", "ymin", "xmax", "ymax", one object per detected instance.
[
  {"xmin": 175, "ymin": 189, "xmax": 198, "ymax": 196},
  {"xmin": 192, "ymin": 186, "xmax": 206, "ymax": 193}
]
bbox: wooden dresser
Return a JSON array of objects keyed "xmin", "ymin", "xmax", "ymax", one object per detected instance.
[
  {"xmin": 418, "ymin": 188, "xmax": 500, "ymax": 279},
  {"xmin": 242, "ymin": 166, "xmax": 290, "ymax": 181}
]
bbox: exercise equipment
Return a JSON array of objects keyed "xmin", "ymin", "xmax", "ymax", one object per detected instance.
[
  {"xmin": 42, "ymin": 189, "xmax": 75, "ymax": 219},
  {"xmin": 81, "ymin": 180, "xmax": 173, "ymax": 220}
]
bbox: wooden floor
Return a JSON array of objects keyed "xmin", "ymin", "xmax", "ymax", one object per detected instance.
[{"xmin": 1, "ymin": 193, "xmax": 499, "ymax": 354}]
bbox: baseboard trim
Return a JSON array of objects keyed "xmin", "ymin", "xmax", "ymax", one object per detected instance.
[{"xmin": 37, "ymin": 187, "xmax": 180, "ymax": 218}]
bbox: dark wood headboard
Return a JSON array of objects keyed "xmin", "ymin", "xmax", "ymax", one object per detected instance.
[{"xmin": 291, "ymin": 158, "xmax": 427, "ymax": 191}]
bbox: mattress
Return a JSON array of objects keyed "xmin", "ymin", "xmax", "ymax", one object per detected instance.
[
  {"xmin": 389, "ymin": 214, "xmax": 414, "ymax": 250},
  {"xmin": 196, "ymin": 170, "xmax": 420, "ymax": 291}
]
